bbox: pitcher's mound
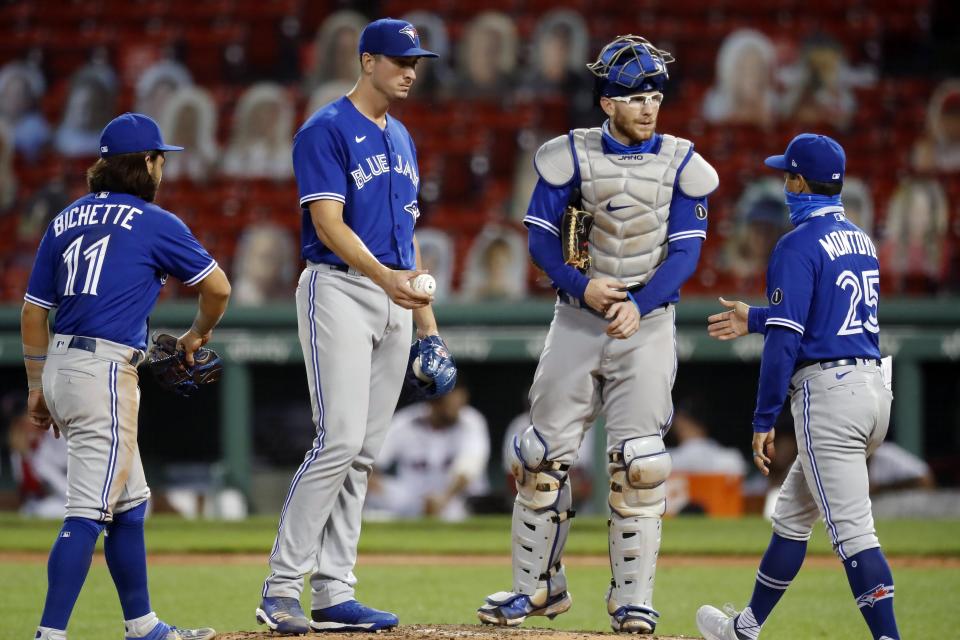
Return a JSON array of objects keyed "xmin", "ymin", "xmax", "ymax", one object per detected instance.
[{"xmin": 215, "ymin": 624, "xmax": 695, "ymax": 639}]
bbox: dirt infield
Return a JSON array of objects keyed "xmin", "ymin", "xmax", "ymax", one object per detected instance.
[
  {"xmin": 2, "ymin": 551, "xmax": 957, "ymax": 568},
  {"xmin": 215, "ymin": 624, "xmax": 696, "ymax": 640}
]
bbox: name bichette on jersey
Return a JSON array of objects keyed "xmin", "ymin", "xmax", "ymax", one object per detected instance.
[
  {"xmin": 351, "ymin": 153, "xmax": 419, "ymax": 190},
  {"xmin": 52, "ymin": 192, "xmax": 142, "ymax": 237},
  {"xmin": 818, "ymin": 225, "xmax": 877, "ymax": 262}
]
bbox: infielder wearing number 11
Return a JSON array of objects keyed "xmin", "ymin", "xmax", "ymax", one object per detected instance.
[{"xmin": 698, "ymin": 134, "xmax": 900, "ymax": 640}]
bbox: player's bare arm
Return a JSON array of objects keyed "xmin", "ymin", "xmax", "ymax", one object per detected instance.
[
  {"xmin": 605, "ymin": 300, "xmax": 640, "ymax": 339},
  {"xmin": 20, "ymin": 301, "xmax": 57, "ymax": 435},
  {"xmin": 309, "ymin": 200, "xmax": 431, "ymax": 310},
  {"xmin": 412, "ymin": 234, "xmax": 439, "ymax": 337},
  {"xmin": 178, "ymin": 266, "xmax": 231, "ymax": 365},
  {"xmin": 707, "ymin": 296, "xmax": 750, "ymax": 340},
  {"xmin": 583, "ymin": 276, "xmax": 628, "ymax": 313}
]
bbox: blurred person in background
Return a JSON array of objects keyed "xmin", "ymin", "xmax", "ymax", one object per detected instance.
[
  {"xmin": 366, "ymin": 379, "xmax": 490, "ymax": 521},
  {"xmin": 232, "ymin": 223, "xmax": 297, "ymax": 305},
  {"xmin": 302, "ymin": 10, "xmax": 368, "ymax": 95},
  {"xmin": 306, "ymin": 80, "xmax": 355, "ymax": 118},
  {"xmin": 460, "ymin": 224, "xmax": 528, "ymax": 300},
  {"xmin": 17, "ymin": 177, "xmax": 69, "ymax": 243},
  {"xmin": 412, "ymin": 228, "xmax": 454, "ymax": 302},
  {"xmin": 53, "ymin": 58, "xmax": 118, "ymax": 157},
  {"xmin": 879, "ymin": 178, "xmax": 949, "ymax": 294},
  {"xmin": 779, "ymin": 34, "xmax": 875, "ymax": 131},
  {"xmin": 0, "ymin": 60, "xmax": 51, "ymax": 161},
  {"xmin": 0, "ymin": 120, "xmax": 17, "ymax": 214},
  {"xmin": 158, "ymin": 87, "xmax": 219, "ymax": 183},
  {"xmin": 868, "ymin": 442, "xmax": 935, "ymax": 494},
  {"xmin": 134, "ymin": 58, "xmax": 193, "ymax": 122},
  {"xmin": 222, "ymin": 83, "xmax": 294, "ymax": 179},
  {"xmin": 4, "ymin": 393, "xmax": 67, "ymax": 518},
  {"xmin": 723, "ymin": 179, "xmax": 790, "ymax": 293},
  {"xmin": 912, "ymin": 79, "xmax": 960, "ymax": 173},
  {"xmin": 667, "ymin": 408, "xmax": 747, "ymax": 476},
  {"xmin": 517, "ymin": 10, "xmax": 593, "ymax": 127},
  {"xmin": 839, "ymin": 177, "xmax": 874, "ymax": 235},
  {"xmin": 401, "ymin": 11, "xmax": 455, "ymax": 99},
  {"xmin": 454, "ymin": 12, "xmax": 518, "ymax": 100},
  {"xmin": 702, "ymin": 29, "xmax": 779, "ymax": 128}
]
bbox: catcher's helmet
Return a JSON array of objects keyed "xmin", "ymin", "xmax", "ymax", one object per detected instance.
[{"xmin": 587, "ymin": 35, "xmax": 674, "ymax": 102}]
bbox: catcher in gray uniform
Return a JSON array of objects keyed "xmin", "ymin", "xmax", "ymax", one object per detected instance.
[{"xmin": 477, "ymin": 35, "xmax": 718, "ymax": 634}]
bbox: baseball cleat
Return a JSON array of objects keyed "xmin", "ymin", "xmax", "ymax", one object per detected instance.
[
  {"xmin": 609, "ymin": 604, "xmax": 659, "ymax": 634},
  {"xmin": 310, "ymin": 600, "xmax": 399, "ymax": 632},
  {"xmin": 256, "ymin": 596, "xmax": 311, "ymax": 635},
  {"xmin": 696, "ymin": 604, "xmax": 742, "ymax": 640},
  {"xmin": 477, "ymin": 591, "xmax": 572, "ymax": 626},
  {"xmin": 125, "ymin": 620, "xmax": 216, "ymax": 640}
]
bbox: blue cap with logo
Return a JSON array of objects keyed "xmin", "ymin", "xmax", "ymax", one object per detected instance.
[
  {"xmin": 358, "ymin": 18, "xmax": 438, "ymax": 58},
  {"xmin": 99, "ymin": 112, "xmax": 183, "ymax": 158},
  {"xmin": 764, "ymin": 133, "xmax": 845, "ymax": 183}
]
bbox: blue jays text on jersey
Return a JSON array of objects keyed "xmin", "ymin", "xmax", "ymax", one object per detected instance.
[
  {"xmin": 25, "ymin": 191, "xmax": 216, "ymax": 351},
  {"xmin": 294, "ymin": 96, "xmax": 422, "ymax": 270}
]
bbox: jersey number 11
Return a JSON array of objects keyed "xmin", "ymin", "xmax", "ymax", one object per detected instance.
[{"xmin": 62, "ymin": 234, "xmax": 111, "ymax": 296}]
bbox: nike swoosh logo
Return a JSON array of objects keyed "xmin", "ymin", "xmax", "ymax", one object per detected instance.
[
  {"xmin": 606, "ymin": 201, "xmax": 631, "ymax": 212},
  {"xmin": 355, "ymin": 135, "xmax": 366, "ymax": 143},
  {"xmin": 836, "ymin": 371, "xmax": 852, "ymax": 380}
]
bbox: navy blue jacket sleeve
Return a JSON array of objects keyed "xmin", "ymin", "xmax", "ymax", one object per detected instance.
[
  {"xmin": 752, "ymin": 325, "xmax": 803, "ymax": 432},
  {"xmin": 528, "ymin": 224, "xmax": 590, "ymax": 300},
  {"xmin": 630, "ymin": 238, "xmax": 702, "ymax": 315}
]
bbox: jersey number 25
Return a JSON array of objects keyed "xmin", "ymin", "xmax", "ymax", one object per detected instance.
[
  {"xmin": 836, "ymin": 269, "xmax": 879, "ymax": 335},
  {"xmin": 62, "ymin": 234, "xmax": 111, "ymax": 296}
]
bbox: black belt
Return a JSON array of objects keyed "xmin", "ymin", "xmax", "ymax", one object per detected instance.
[
  {"xmin": 69, "ymin": 336, "xmax": 141, "ymax": 366},
  {"xmin": 557, "ymin": 291, "xmax": 606, "ymax": 318},
  {"xmin": 325, "ymin": 262, "xmax": 403, "ymax": 272},
  {"xmin": 794, "ymin": 357, "xmax": 881, "ymax": 373}
]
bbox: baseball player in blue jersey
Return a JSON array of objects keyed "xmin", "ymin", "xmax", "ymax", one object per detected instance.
[
  {"xmin": 22, "ymin": 113, "xmax": 231, "ymax": 640},
  {"xmin": 698, "ymin": 134, "xmax": 900, "ymax": 640},
  {"xmin": 256, "ymin": 18, "xmax": 454, "ymax": 635},
  {"xmin": 477, "ymin": 36, "xmax": 718, "ymax": 634}
]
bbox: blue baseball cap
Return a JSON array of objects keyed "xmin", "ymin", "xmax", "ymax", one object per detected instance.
[
  {"xmin": 764, "ymin": 133, "xmax": 845, "ymax": 183},
  {"xmin": 358, "ymin": 18, "xmax": 438, "ymax": 58},
  {"xmin": 99, "ymin": 112, "xmax": 184, "ymax": 158}
]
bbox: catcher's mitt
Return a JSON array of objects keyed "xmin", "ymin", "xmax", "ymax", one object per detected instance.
[
  {"xmin": 400, "ymin": 335, "xmax": 457, "ymax": 403},
  {"xmin": 146, "ymin": 333, "xmax": 223, "ymax": 398},
  {"xmin": 561, "ymin": 205, "xmax": 594, "ymax": 272}
]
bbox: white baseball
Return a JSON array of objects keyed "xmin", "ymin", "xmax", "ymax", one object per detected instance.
[
  {"xmin": 411, "ymin": 356, "xmax": 431, "ymax": 382},
  {"xmin": 411, "ymin": 273, "xmax": 436, "ymax": 295}
]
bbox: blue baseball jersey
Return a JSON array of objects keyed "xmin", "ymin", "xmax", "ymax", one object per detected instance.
[
  {"xmin": 763, "ymin": 210, "xmax": 881, "ymax": 361},
  {"xmin": 293, "ymin": 96, "xmax": 421, "ymax": 270},
  {"xmin": 524, "ymin": 129, "xmax": 709, "ymax": 311},
  {"xmin": 25, "ymin": 191, "xmax": 217, "ymax": 350}
]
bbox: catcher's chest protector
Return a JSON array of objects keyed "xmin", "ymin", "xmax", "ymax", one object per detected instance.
[{"xmin": 572, "ymin": 130, "xmax": 692, "ymax": 284}]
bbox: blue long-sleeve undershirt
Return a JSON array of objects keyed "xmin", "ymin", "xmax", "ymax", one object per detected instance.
[
  {"xmin": 630, "ymin": 237, "xmax": 702, "ymax": 315},
  {"xmin": 752, "ymin": 324, "xmax": 803, "ymax": 432},
  {"xmin": 748, "ymin": 306, "xmax": 770, "ymax": 334},
  {"xmin": 528, "ymin": 224, "xmax": 590, "ymax": 299}
]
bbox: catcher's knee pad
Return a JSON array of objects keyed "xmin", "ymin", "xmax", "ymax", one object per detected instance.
[
  {"xmin": 607, "ymin": 435, "xmax": 671, "ymax": 518},
  {"xmin": 509, "ymin": 427, "xmax": 575, "ymax": 604}
]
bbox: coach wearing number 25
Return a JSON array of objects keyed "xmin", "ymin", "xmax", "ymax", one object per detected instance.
[{"xmin": 699, "ymin": 134, "xmax": 900, "ymax": 640}]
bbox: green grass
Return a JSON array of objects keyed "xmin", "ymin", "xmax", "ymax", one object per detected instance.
[
  {"xmin": 3, "ymin": 561, "xmax": 959, "ymax": 638},
  {"xmin": 3, "ymin": 515, "xmax": 959, "ymax": 637},
  {"xmin": 0, "ymin": 514, "xmax": 958, "ymax": 556}
]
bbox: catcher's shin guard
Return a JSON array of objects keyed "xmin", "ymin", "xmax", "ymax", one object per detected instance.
[{"xmin": 606, "ymin": 436, "xmax": 671, "ymax": 633}]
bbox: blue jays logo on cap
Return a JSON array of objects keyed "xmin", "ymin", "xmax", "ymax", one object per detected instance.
[
  {"xmin": 359, "ymin": 18, "xmax": 438, "ymax": 58},
  {"xmin": 99, "ymin": 112, "xmax": 183, "ymax": 158},
  {"xmin": 764, "ymin": 133, "xmax": 845, "ymax": 184}
]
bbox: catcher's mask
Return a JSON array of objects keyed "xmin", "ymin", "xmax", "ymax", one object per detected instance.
[{"xmin": 587, "ymin": 35, "xmax": 674, "ymax": 104}]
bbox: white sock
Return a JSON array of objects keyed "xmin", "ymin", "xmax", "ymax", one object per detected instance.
[
  {"xmin": 36, "ymin": 627, "xmax": 67, "ymax": 640},
  {"xmin": 124, "ymin": 611, "xmax": 160, "ymax": 638}
]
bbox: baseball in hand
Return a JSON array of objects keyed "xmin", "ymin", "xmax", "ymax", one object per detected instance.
[
  {"xmin": 412, "ymin": 356, "xmax": 432, "ymax": 382},
  {"xmin": 411, "ymin": 273, "xmax": 436, "ymax": 295}
]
